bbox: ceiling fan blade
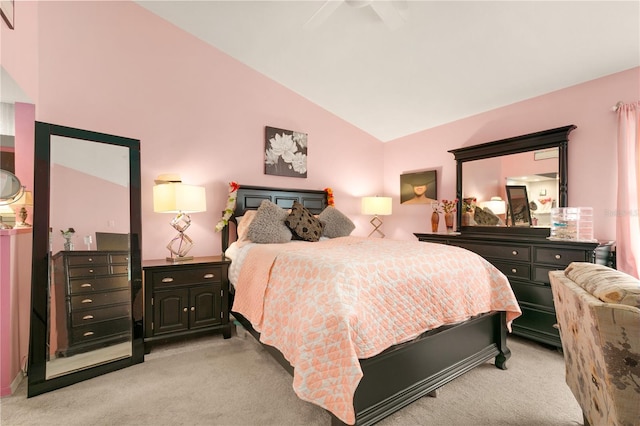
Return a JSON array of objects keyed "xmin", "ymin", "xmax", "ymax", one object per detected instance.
[
  {"xmin": 303, "ymin": 1, "xmax": 344, "ymax": 30},
  {"xmin": 370, "ymin": 1, "xmax": 406, "ymax": 30}
]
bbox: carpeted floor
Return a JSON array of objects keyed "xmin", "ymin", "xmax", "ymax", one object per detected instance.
[{"xmin": 0, "ymin": 330, "xmax": 583, "ymax": 426}]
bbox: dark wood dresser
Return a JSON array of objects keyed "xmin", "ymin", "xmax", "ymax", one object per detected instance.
[
  {"xmin": 414, "ymin": 232, "xmax": 613, "ymax": 348},
  {"xmin": 142, "ymin": 256, "xmax": 232, "ymax": 353},
  {"xmin": 52, "ymin": 250, "xmax": 131, "ymax": 357}
]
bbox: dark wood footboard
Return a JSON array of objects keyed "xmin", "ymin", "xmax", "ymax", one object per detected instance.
[{"xmin": 232, "ymin": 307, "xmax": 510, "ymax": 426}]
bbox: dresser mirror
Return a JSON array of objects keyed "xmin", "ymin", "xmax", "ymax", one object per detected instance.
[
  {"xmin": 28, "ymin": 122, "xmax": 143, "ymax": 397},
  {"xmin": 449, "ymin": 125, "xmax": 575, "ymax": 234}
]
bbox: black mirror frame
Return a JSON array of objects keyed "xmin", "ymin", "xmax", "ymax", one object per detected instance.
[
  {"xmin": 449, "ymin": 125, "xmax": 575, "ymax": 235},
  {"xmin": 28, "ymin": 122, "xmax": 144, "ymax": 397}
]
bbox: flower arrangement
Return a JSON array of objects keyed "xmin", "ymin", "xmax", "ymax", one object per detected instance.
[
  {"xmin": 441, "ymin": 199, "xmax": 459, "ymax": 214},
  {"xmin": 462, "ymin": 197, "xmax": 477, "ymax": 213},
  {"xmin": 324, "ymin": 187, "xmax": 335, "ymax": 207},
  {"xmin": 60, "ymin": 228, "xmax": 76, "ymax": 239},
  {"xmin": 214, "ymin": 182, "xmax": 239, "ymax": 232}
]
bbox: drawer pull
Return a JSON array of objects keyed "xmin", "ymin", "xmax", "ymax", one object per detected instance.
[
  {"xmin": 511, "ymin": 268, "xmax": 517, "ymax": 273},
  {"xmin": 88, "ymin": 258, "xmax": 94, "ymax": 262},
  {"xmin": 81, "ymin": 298, "xmax": 93, "ymax": 304},
  {"xmin": 512, "ymin": 250, "xmax": 518, "ymax": 256},
  {"xmin": 203, "ymin": 273, "xmax": 215, "ymax": 279},
  {"xmin": 83, "ymin": 315, "xmax": 94, "ymax": 320},
  {"xmin": 555, "ymin": 254, "xmax": 561, "ymax": 260},
  {"xmin": 88, "ymin": 269, "xmax": 94, "ymax": 274},
  {"xmin": 83, "ymin": 331, "xmax": 94, "ymax": 337},
  {"xmin": 161, "ymin": 277, "xmax": 174, "ymax": 283},
  {"xmin": 81, "ymin": 283, "xmax": 92, "ymax": 288},
  {"xmin": 183, "ymin": 307, "xmax": 188, "ymax": 312},
  {"xmin": 191, "ymin": 307, "xmax": 195, "ymax": 311}
]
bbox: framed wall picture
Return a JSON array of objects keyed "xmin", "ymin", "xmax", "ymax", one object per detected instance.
[
  {"xmin": 400, "ymin": 170, "xmax": 437, "ymax": 204},
  {"xmin": 506, "ymin": 185, "xmax": 532, "ymax": 226},
  {"xmin": 264, "ymin": 126, "xmax": 307, "ymax": 178},
  {"xmin": 1, "ymin": 0, "xmax": 14, "ymax": 29}
]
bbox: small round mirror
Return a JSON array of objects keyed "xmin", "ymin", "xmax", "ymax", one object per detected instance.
[{"xmin": 0, "ymin": 169, "xmax": 22, "ymax": 200}]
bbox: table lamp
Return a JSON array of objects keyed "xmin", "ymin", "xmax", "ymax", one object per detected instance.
[{"xmin": 361, "ymin": 196, "xmax": 392, "ymax": 238}]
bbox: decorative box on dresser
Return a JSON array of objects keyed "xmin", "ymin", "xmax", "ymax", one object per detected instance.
[
  {"xmin": 414, "ymin": 231, "xmax": 613, "ymax": 348},
  {"xmin": 142, "ymin": 256, "xmax": 231, "ymax": 353},
  {"xmin": 52, "ymin": 250, "xmax": 132, "ymax": 357}
]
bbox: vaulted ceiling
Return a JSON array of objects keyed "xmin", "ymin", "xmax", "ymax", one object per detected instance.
[{"xmin": 137, "ymin": 2, "xmax": 639, "ymax": 141}]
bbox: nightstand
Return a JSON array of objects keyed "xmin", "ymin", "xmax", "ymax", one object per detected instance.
[{"xmin": 142, "ymin": 256, "xmax": 231, "ymax": 353}]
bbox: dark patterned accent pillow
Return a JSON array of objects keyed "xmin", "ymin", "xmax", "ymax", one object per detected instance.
[{"xmin": 285, "ymin": 201, "xmax": 325, "ymax": 242}]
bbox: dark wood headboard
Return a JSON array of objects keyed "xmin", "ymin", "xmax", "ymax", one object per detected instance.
[{"xmin": 221, "ymin": 185, "xmax": 328, "ymax": 252}]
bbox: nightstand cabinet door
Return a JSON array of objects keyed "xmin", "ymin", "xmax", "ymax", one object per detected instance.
[
  {"xmin": 143, "ymin": 256, "xmax": 231, "ymax": 352},
  {"xmin": 153, "ymin": 289, "xmax": 189, "ymax": 335}
]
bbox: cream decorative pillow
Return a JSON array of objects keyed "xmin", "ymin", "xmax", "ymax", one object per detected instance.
[
  {"xmin": 285, "ymin": 201, "xmax": 324, "ymax": 242},
  {"xmin": 318, "ymin": 206, "xmax": 355, "ymax": 238},
  {"xmin": 236, "ymin": 211, "xmax": 257, "ymax": 243},
  {"xmin": 564, "ymin": 262, "xmax": 640, "ymax": 308},
  {"xmin": 246, "ymin": 201, "xmax": 292, "ymax": 244}
]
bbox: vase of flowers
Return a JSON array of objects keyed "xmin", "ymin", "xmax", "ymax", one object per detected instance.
[
  {"xmin": 462, "ymin": 197, "xmax": 477, "ymax": 226},
  {"xmin": 61, "ymin": 228, "xmax": 76, "ymax": 251},
  {"xmin": 441, "ymin": 199, "xmax": 458, "ymax": 233}
]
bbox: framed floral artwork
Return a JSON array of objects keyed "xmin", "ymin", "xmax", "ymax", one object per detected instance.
[{"xmin": 264, "ymin": 126, "xmax": 307, "ymax": 178}]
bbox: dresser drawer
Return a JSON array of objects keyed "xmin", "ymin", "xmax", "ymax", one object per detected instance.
[
  {"xmin": 71, "ymin": 303, "xmax": 130, "ymax": 326},
  {"xmin": 509, "ymin": 280, "xmax": 554, "ymax": 309},
  {"xmin": 111, "ymin": 264, "xmax": 129, "ymax": 275},
  {"xmin": 68, "ymin": 266, "xmax": 110, "ymax": 278},
  {"xmin": 152, "ymin": 266, "xmax": 223, "ymax": 288},
  {"xmin": 455, "ymin": 242, "xmax": 530, "ymax": 262},
  {"xmin": 70, "ymin": 288, "xmax": 130, "ymax": 310},
  {"xmin": 67, "ymin": 254, "xmax": 109, "ymax": 266},
  {"xmin": 532, "ymin": 266, "xmax": 565, "ymax": 284},
  {"xmin": 70, "ymin": 317, "xmax": 131, "ymax": 343},
  {"xmin": 512, "ymin": 305, "xmax": 559, "ymax": 339},
  {"xmin": 70, "ymin": 276, "xmax": 129, "ymax": 294},
  {"xmin": 533, "ymin": 247, "xmax": 591, "ymax": 266},
  {"xmin": 110, "ymin": 253, "xmax": 130, "ymax": 264},
  {"xmin": 491, "ymin": 260, "xmax": 530, "ymax": 280}
]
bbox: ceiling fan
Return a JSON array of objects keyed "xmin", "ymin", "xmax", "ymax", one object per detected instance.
[{"xmin": 304, "ymin": 0, "xmax": 408, "ymax": 31}]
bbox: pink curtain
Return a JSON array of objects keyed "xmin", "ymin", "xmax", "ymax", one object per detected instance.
[{"xmin": 616, "ymin": 101, "xmax": 640, "ymax": 278}]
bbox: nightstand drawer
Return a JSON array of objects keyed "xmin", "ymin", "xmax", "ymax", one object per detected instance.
[
  {"xmin": 152, "ymin": 267, "xmax": 223, "ymax": 287},
  {"xmin": 491, "ymin": 260, "xmax": 530, "ymax": 280},
  {"xmin": 534, "ymin": 247, "xmax": 590, "ymax": 266},
  {"xmin": 456, "ymin": 242, "xmax": 530, "ymax": 262}
]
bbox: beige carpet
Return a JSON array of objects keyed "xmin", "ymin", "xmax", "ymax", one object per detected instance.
[{"xmin": 0, "ymin": 330, "xmax": 583, "ymax": 426}]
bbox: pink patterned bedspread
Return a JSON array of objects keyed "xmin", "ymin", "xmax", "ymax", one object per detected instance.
[{"xmin": 231, "ymin": 236, "xmax": 521, "ymax": 425}]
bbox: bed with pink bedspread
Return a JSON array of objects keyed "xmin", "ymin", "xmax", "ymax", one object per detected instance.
[{"xmin": 222, "ymin": 185, "xmax": 521, "ymax": 426}]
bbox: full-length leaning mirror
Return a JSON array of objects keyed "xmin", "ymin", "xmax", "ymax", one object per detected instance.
[
  {"xmin": 449, "ymin": 125, "xmax": 575, "ymax": 233},
  {"xmin": 28, "ymin": 122, "xmax": 143, "ymax": 397}
]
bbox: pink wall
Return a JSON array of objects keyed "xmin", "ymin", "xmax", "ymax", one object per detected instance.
[
  {"xmin": 31, "ymin": 1, "xmax": 383, "ymax": 260},
  {"xmin": 384, "ymin": 67, "xmax": 639, "ymax": 241}
]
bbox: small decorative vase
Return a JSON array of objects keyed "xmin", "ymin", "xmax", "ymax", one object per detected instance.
[
  {"xmin": 63, "ymin": 238, "xmax": 74, "ymax": 251},
  {"xmin": 431, "ymin": 211, "xmax": 440, "ymax": 232},
  {"xmin": 462, "ymin": 211, "xmax": 472, "ymax": 226},
  {"xmin": 445, "ymin": 212, "xmax": 454, "ymax": 233}
]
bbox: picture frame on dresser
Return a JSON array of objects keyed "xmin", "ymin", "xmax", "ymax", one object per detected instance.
[{"xmin": 506, "ymin": 185, "xmax": 532, "ymax": 227}]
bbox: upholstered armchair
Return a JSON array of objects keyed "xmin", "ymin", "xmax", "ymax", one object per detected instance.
[{"xmin": 549, "ymin": 262, "xmax": 640, "ymax": 426}]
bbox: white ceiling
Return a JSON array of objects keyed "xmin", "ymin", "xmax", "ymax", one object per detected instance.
[{"xmin": 131, "ymin": 2, "xmax": 638, "ymax": 141}]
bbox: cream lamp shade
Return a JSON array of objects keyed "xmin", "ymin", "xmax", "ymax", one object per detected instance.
[
  {"xmin": 153, "ymin": 183, "xmax": 206, "ymax": 213},
  {"xmin": 479, "ymin": 197, "xmax": 506, "ymax": 215},
  {"xmin": 361, "ymin": 196, "xmax": 392, "ymax": 216}
]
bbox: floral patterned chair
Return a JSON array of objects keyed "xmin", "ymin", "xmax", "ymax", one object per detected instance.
[{"xmin": 549, "ymin": 262, "xmax": 640, "ymax": 426}]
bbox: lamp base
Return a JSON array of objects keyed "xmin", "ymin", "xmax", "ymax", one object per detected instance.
[{"xmin": 367, "ymin": 215, "xmax": 386, "ymax": 238}]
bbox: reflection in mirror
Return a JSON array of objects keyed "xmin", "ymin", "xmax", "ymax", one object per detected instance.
[
  {"xmin": 29, "ymin": 122, "xmax": 143, "ymax": 397},
  {"xmin": 47, "ymin": 136, "xmax": 132, "ymax": 379},
  {"xmin": 461, "ymin": 148, "xmax": 559, "ymax": 228}
]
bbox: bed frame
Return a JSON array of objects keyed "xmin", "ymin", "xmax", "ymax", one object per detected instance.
[{"xmin": 222, "ymin": 185, "xmax": 511, "ymax": 426}]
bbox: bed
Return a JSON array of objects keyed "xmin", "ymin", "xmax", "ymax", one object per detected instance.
[{"xmin": 221, "ymin": 185, "xmax": 521, "ymax": 426}]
